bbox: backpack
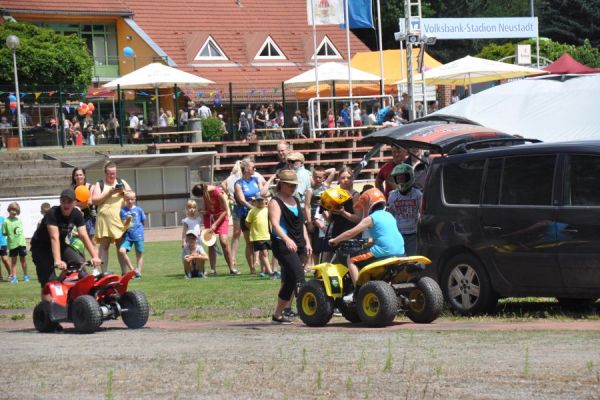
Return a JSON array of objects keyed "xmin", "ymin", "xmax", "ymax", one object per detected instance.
[{"xmin": 98, "ymin": 178, "xmax": 123, "ymax": 192}]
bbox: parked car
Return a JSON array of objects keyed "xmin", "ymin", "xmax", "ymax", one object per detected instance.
[{"xmin": 417, "ymin": 139, "xmax": 600, "ymax": 315}]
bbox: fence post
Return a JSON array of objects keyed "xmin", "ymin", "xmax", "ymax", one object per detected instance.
[
  {"xmin": 229, "ymin": 82, "xmax": 235, "ymax": 141},
  {"xmin": 58, "ymin": 84, "xmax": 65, "ymax": 147}
]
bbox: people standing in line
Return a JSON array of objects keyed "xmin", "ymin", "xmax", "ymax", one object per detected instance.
[
  {"xmin": 245, "ymin": 194, "xmax": 275, "ymax": 278},
  {"xmin": 375, "ymin": 145, "xmax": 409, "ymax": 199},
  {"xmin": 0, "ymin": 207, "xmax": 11, "ymax": 281},
  {"xmin": 269, "ymin": 169, "xmax": 312, "ymax": 324},
  {"xmin": 191, "ymin": 183, "xmax": 238, "ymax": 275},
  {"xmin": 387, "ymin": 164, "xmax": 422, "ymax": 256},
  {"xmin": 181, "ymin": 199, "xmax": 203, "ymax": 279},
  {"xmin": 234, "ymin": 159, "xmax": 269, "ymax": 274},
  {"xmin": 2, "ymin": 202, "xmax": 29, "ymax": 283},
  {"xmin": 71, "ymin": 167, "xmax": 97, "ymax": 240},
  {"xmin": 119, "ymin": 190, "xmax": 145, "ymax": 278},
  {"xmin": 91, "ymin": 161, "xmax": 132, "ymax": 273}
]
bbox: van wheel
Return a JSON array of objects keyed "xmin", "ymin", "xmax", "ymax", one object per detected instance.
[{"xmin": 443, "ymin": 254, "xmax": 497, "ymax": 316}]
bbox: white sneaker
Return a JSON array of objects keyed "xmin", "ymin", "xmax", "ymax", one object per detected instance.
[{"xmin": 343, "ymin": 292, "xmax": 354, "ymax": 302}]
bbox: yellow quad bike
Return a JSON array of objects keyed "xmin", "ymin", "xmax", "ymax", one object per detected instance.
[{"xmin": 297, "ymin": 239, "xmax": 443, "ymax": 327}]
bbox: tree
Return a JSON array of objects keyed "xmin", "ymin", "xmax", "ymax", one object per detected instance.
[
  {"xmin": 539, "ymin": 0, "xmax": 600, "ymax": 48},
  {"xmin": 0, "ymin": 21, "xmax": 93, "ymax": 91}
]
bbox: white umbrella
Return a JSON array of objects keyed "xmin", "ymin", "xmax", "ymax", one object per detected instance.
[
  {"xmin": 284, "ymin": 62, "xmax": 381, "ymax": 87},
  {"xmin": 103, "ymin": 63, "xmax": 214, "ymax": 124},
  {"xmin": 432, "ymin": 74, "xmax": 600, "ymax": 142},
  {"xmin": 397, "ymin": 55, "xmax": 546, "ymax": 94}
]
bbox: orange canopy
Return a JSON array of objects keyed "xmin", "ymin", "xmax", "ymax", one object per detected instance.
[{"xmin": 351, "ymin": 49, "xmax": 443, "ymax": 85}]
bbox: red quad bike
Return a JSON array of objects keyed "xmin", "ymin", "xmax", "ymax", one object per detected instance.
[{"xmin": 33, "ymin": 261, "xmax": 149, "ymax": 334}]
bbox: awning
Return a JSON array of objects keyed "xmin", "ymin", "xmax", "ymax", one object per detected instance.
[
  {"xmin": 85, "ymin": 152, "xmax": 216, "ymax": 170},
  {"xmin": 351, "ymin": 49, "xmax": 443, "ymax": 85}
]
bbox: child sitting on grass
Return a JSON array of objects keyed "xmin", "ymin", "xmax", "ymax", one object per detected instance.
[
  {"xmin": 245, "ymin": 194, "xmax": 275, "ymax": 279},
  {"xmin": 183, "ymin": 230, "xmax": 208, "ymax": 278},
  {"xmin": 119, "ymin": 191, "xmax": 146, "ymax": 278}
]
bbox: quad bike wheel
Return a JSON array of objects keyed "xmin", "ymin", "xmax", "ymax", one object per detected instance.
[
  {"xmin": 356, "ymin": 281, "xmax": 398, "ymax": 327},
  {"xmin": 297, "ymin": 280, "xmax": 333, "ymax": 327},
  {"xmin": 33, "ymin": 301, "xmax": 60, "ymax": 333},
  {"xmin": 72, "ymin": 295, "xmax": 102, "ymax": 334},
  {"xmin": 121, "ymin": 290, "xmax": 150, "ymax": 329},
  {"xmin": 405, "ymin": 277, "xmax": 444, "ymax": 323}
]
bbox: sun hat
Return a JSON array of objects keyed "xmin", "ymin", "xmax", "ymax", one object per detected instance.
[
  {"xmin": 200, "ymin": 228, "xmax": 217, "ymax": 247},
  {"xmin": 287, "ymin": 152, "xmax": 305, "ymax": 162},
  {"xmin": 277, "ymin": 169, "xmax": 299, "ymax": 185},
  {"xmin": 185, "ymin": 229, "xmax": 198, "ymax": 238}
]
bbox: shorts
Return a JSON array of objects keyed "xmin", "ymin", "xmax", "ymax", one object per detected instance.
[
  {"xmin": 240, "ymin": 215, "xmax": 250, "ymax": 232},
  {"xmin": 349, "ymin": 249, "xmax": 377, "ymax": 269},
  {"xmin": 32, "ymin": 245, "xmax": 83, "ymax": 288},
  {"xmin": 9, "ymin": 246, "xmax": 27, "ymax": 258},
  {"xmin": 0, "ymin": 246, "xmax": 6, "ymax": 256},
  {"xmin": 203, "ymin": 214, "xmax": 229, "ymax": 235},
  {"xmin": 120, "ymin": 239, "xmax": 144, "ymax": 253},
  {"xmin": 252, "ymin": 240, "xmax": 271, "ymax": 252},
  {"xmin": 232, "ymin": 205, "xmax": 242, "ymax": 222}
]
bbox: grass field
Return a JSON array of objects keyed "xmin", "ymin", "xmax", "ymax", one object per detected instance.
[{"xmin": 1, "ymin": 240, "xmax": 599, "ymax": 322}]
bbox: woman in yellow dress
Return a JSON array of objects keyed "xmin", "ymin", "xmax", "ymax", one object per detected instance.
[{"xmin": 91, "ymin": 161, "xmax": 131, "ymax": 272}]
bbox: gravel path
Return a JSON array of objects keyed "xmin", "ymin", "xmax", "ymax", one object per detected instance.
[{"xmin": 1, "ymin": 317, "xmax": 599, "ymax": 399}]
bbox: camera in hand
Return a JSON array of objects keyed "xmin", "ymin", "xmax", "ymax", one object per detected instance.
[{"xmin": 115, "ymin": 183, "xmax": 124, "ymax": 190}]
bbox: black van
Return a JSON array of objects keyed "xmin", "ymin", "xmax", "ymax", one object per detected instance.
[{"xmin": 417, "ymin": 140, "xmax": 600, "ymax": 315}]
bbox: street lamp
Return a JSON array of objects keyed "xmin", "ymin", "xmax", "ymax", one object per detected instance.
[{"xmin": 6, "ymin": 35, "xmax": 22, "ymax": 146}]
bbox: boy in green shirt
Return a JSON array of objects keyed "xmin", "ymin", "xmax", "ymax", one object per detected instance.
[
  {"xmin": 2, "ymin": 202, "xmax": 29, "ymax": 283},
  {"xmin": 245, "ymin": 195, "xmax": 275, "ymax": 278}
]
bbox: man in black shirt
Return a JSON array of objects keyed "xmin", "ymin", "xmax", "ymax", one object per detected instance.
[{"xmin": 31, "ymin": 188, "xmax": 101, "ymax": 301}]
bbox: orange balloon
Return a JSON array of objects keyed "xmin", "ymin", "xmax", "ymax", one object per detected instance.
[
  {"xmin": 74, "ymin": 185, "xmax": 90, "ymax": 203},
  {"xmin": 87, "ymin": 102, "xmax": 95, "ymax": 112}
]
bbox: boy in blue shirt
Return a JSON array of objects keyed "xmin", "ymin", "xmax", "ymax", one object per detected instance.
[
  {"xmin": 0, "ymin": 211, "xmax": 10, "ymax": 281},
  {"xmin": 119, "ymin": 191, "xmax": 146, "ymax": 278},
  {"xmin": 329, "ymin": 188, "xmax": 405, "ymax": 299}
]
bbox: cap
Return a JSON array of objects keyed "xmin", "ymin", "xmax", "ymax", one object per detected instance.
[
  {"xmin": 252, "ymin": 193, "xmax": 264, "ymax": 201},
  {"xmin": 277, "ymin": 169, "xmax": 299, "ymax": 185},
  {"xmin": 185, "ymin": 229, "xmax": 198, "ymax": 238},
  {"xmin": 60, "ymin": 188, "xmax": 76, "ymax": 201},
  {"xmin": 287, "ymin": 152, "xmax": 305, "ymax": 162}
]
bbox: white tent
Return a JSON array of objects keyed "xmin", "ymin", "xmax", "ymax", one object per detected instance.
[
  {"xmin": 103, "ymin": 63, "xmax": 214, "ymax": 123},
  {"xmin": 431, "ymin": 74, "xmax": 600, "ymax": 142},
  {"xmin": 284, "ymin": 62, "xmax": 381, "ymax": 87}
]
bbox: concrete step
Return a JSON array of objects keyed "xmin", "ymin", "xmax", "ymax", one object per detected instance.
[
  {"xmin": 0, "ymin": 183, "xmax": 67, "ymax": 198},
  {"xmin": 0, "ymin": 152, "xmax": 45, "ymax": 161},
  {"xmin": 0, "ymin": 167, "xmax": 73, "ymax": 178},
  {"xmin": 0, "ymin": 174, "xmax": 71, "ymax": 189},
  {"xmin": 0, "ymin": 160, "xmax": 64, "ymax": 171}
]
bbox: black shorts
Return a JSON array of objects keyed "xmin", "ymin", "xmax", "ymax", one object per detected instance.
[
  {"xmin": 32, "ymin": 245, "xmax": 84, "ymax": 288},
  {"xmin": 0, "ymin": 246, "xmax": 6, "ymax": 256},
  {"xmin": 252, "ymin": 240, "xmax": 271, "ymax": 251},
  {"xmin": 240, "ymin": 215, "xmax": 250, "ymax": 232},
  {"xmin": 9, "ymin": 246, "xmax": 27, "ymax": 257}
]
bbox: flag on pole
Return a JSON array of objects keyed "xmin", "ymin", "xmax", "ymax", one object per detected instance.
[
  {"xmin": 340, "ymin": 0, "xmax": 374, "ymax": 29},
  {"xmin": 307, "ymin": 0, "xmax": 344, "ymax": 25}
]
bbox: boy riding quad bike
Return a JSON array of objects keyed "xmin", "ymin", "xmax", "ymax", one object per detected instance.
[
  {"xmin": 33, "ymin": 260, "xmax": 149, "ymax": 333},
  {"xmin": 297, "ymin": 188, "xmax": 443, "ymax": 327}
]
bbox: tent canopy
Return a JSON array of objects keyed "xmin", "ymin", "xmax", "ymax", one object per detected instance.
[
  {"xmin": 543, "ymin": 52, "xmax": 600, "ymax": 74},
  {"xmin": 351, "ymin": 49, "xmax": 443, "ymax": 85},
  {"xmin": 103, "ymin": 63, "xmax": 214, "ymax": 89},
  {"xmin": 284, "ymin": 62, "xmax": 381, "ymax": 88},
  {"xmin": 295, "ymin": 84, "xmax": 395, "ymax": 100},
  {"xmin": 431, "ymin": 74, "xmax": 600, "ymax": 142}
]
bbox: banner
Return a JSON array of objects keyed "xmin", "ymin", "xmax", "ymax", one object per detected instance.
[
  {"xmin": 399, "ymin": 17, "xmax": 538, "ymax": 39},
  {"xmin": 340, "ymin": 0, "xmax": 374, "ymax": 29},
  {"xmin": 307, "ymin": 0, "xmax": 344, "ymax": 25}
]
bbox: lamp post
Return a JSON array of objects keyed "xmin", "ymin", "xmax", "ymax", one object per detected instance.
[{"xmin": 6, "ymin": 35, "xmax": 22, "ymax": 146}]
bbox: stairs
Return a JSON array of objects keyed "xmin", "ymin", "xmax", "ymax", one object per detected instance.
[{"xmin": 0, "ymin": 152, "xmax": 73, "ymax": 197}]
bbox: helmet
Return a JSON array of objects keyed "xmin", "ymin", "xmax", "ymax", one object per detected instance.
[
  {"xmin": 354, "ymin": 188, "xmax": 386, "ymax": 215},
  {"xmin": 320, "ymin": 188, "xmax": 351, "ymax": 211},
  {"xmin": 391, "ymin": 163, "xmax": 415, "ymax": 192}
]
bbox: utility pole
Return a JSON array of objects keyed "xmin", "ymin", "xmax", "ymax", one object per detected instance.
[{"xmin": 404, "ymin": 0, "xmax": 422, "ymax": 121}]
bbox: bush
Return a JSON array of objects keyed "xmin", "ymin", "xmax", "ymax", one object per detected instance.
[{"xmin": 201, "ymin": 117, "xmax": 224, "ymax": 142}]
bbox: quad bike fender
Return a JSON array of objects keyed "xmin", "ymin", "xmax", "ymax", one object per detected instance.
[
  {"xmin": 356, "ymin": 256, "xmax": 432, "ymax": 286},
  {"xmin": 67, "ymin": 275, "xmax": 97, "ymax": 300},
  {"xmin": 117, "ymin": 270, "xmax": 136, "ymax": 295},
  {"xmin": 48, "ymin": 301, "xmax": 68, "ymax": 322},
  {"xmin": 311, "ymin": 262, "xmax": 349, "ymax": 298},
  {"xmin": 42, "ymin": 281, "xmax": 69, "ymax": 307}
]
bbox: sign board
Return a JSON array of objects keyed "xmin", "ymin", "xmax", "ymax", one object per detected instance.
[
  {"xmin": 516, "ymin": 44, "xmax": 532, "ymax": 65},
  {"xmin": 399, "ymin": 17, "xmax": 538, "ymax": 39}
]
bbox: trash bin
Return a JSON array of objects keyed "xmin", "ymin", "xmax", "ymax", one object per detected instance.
[
  {"xmin": 188, "ymin": 118, "xmax": 203, "ymax": 143},
  {"xmin": 5, "ymin": 136, "xmax": 20, "ymax": 151}
]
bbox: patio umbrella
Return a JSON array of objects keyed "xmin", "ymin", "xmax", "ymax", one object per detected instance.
[
  {"xmin": 284, "ymin": 62, "xmax": 381, "ymax": 87},
  {"xmin": 103, "ymin": 63, "xmax": 214, "ymax": 124},
  {"xmin": 398, "ymin": 55, "xmax": 546, "ymax": 95}
]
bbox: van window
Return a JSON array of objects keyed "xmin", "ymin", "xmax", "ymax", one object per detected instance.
[
  {"xmin": 500, "ymin": 155, "xmax": 555, "ymax": 206},
  {"xmin": 483, "ymin": 158, "xmax": 503, "ymax": 205},
  {"xmin": 442, "ymin": 160, "xmax": 485, "ymax": 204},
  {"xmin": 567, "ymin": 154, "xmax": 600, "ymax": 206}
]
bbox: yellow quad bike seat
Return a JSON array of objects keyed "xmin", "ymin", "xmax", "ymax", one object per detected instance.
[{"xmin": 356, "ymin": 255, "xmax": 431, "ymax": 286}]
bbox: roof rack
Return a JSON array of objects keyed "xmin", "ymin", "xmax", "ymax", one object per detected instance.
[{"xmin": 447, "ymin": 138, "xmax": 542, "ymax": 155}]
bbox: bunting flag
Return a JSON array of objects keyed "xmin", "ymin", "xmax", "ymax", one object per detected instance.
[
  {"xmin": 197, "ymin": 91, "xmax": 203, "ymax": 97},
  {"xmin": 307, "ymin": 0, "xmax": 344, "ymax": 25},
  {"xmin": 48, "ymin": 91, "xmax": 56, "ymax": 96},
  {"xmin": 34, "ymin": 92, "xmax": 42, "ymax": 99},
  {"xmin": 340, "ymin": 0, "xmax": 374, "ymax": 29}
]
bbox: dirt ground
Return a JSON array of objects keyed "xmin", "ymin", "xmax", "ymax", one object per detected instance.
[{"xmin": 1, "ymin": 317, "xmax": 599, "ymax": 399}]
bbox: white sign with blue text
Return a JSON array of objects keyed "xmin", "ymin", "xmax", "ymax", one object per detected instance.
[{"xmin": 400, "ymin": 17, "xmax": 538, "ymax": 39}]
